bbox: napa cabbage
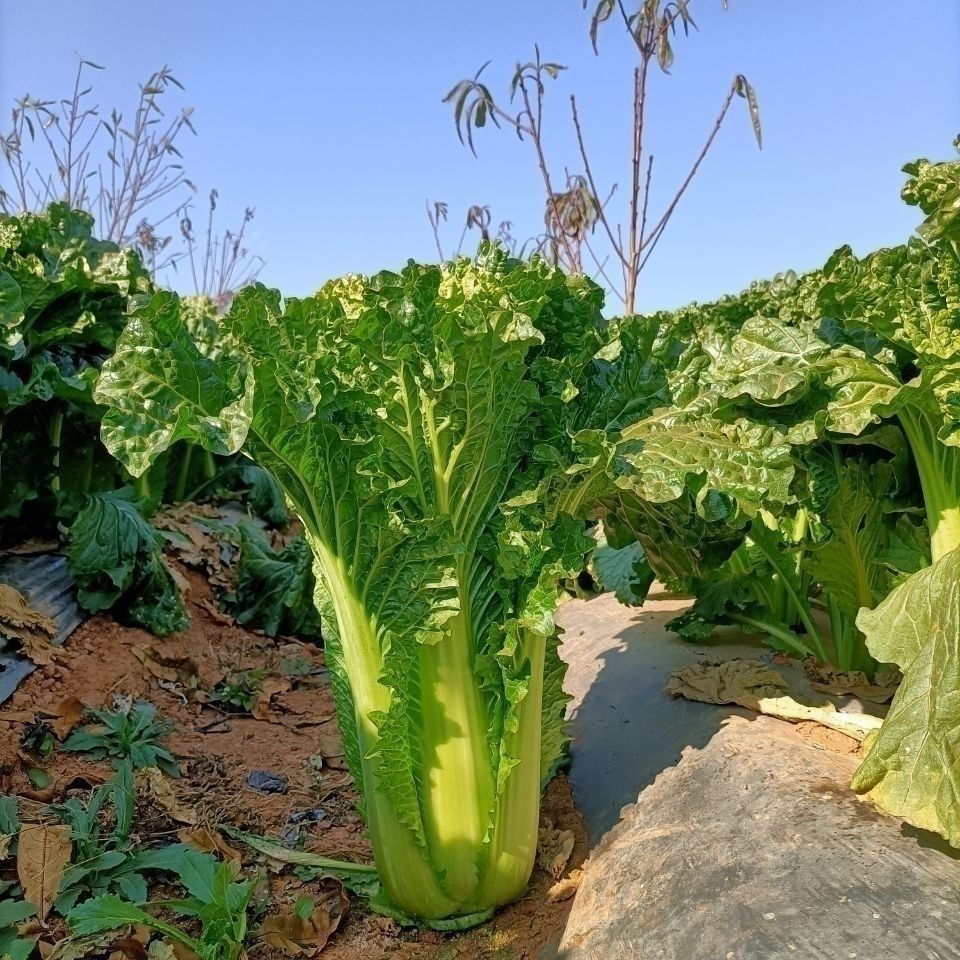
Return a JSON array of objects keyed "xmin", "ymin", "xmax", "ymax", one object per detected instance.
[{"xmin": 93, "ymin": 247, "xmax": 602, "ymax": 925}]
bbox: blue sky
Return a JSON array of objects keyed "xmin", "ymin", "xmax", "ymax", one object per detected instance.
[{"xmin": 1, "ymin": 1, "xmax": 957, "ymax": 312}]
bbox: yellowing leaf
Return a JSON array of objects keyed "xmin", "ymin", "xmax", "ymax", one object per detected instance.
[
  {"xmin": 852, "ymin": 548, "xmax": 960, "ymax": 843},
  {"xmin": 16, "ymin": 822, "xmax": 72, "ymax": 919}
]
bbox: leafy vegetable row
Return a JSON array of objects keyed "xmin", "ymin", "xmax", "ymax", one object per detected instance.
[{"xmin": 574, "ymin": 155, "xmax": 960, "ymax": 846}]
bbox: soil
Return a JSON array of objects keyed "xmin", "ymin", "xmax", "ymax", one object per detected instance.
[{"xmin": 0, "ymin": 562, "xmax": 587, "ymax": 960}]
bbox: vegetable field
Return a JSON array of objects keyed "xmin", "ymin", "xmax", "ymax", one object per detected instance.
[{"xmin": 2, "ymin": 3, "xmax": 959, "ymax": 958}]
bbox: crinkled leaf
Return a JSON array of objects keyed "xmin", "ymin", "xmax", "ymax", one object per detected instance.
[
  {"xmin": 67, "ymin": 489, "xmax": 188, "ymax": 636},
  {"xmin": 590, "ymin": 531, "xmax": 653, "ymax": 606},
  {"xmin": 95, "ymin": 290, "xmax": 253, "ymax": 478},
  {"xmin": 231, "ymin": 524, "xmax": 321, "ymax": 638}
]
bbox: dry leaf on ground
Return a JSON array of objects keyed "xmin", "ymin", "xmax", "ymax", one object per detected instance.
[
  {"xmin": 665, "ymin": 658, "xmax": 787, "ymax": 706},
  {"xmin": 177, "ymin": 826, "xmax": 242, "ymax": 862},
  {"xmin": 0, "ymin": 583, "xmax": 58, "ymax": 665},
  {"xmin": 252, "ymin": 679, "xmax": 293, "ymax": 723},
  {"xmin": 537, "ymin": 818, "xmax": 576, "ymax": 880},
  {"xmin": 154, "ymin": 506, "xmax": 232, "ymax": 590},
  {"xmin": 666, "ymin": 659, "xmax": 884, "ymax": 741},
  {"xmin": 138, "ymin": 768, "xmax": 198, "ymax": 825},
  {"xmin": 16, "ymin": 822, "xmax": 72, "ymax": 919},
  {"xmin": 132, "ymin": 646, "xmax": 199, "ymax": 688},
  {"xmin": 0, "ymin": 698, "xmax": 84, "ymax": 740},
  {"xmin": 40, "ymin": 930, "xmax": 120, "ymax": 960},
  {"xmin": 547, "ymin": 867, "xmax": 583, "ymax": 903},
  {"xmin": 803, "ymin": 658, "xmax": 900, "ymax": 704},
  {"xmin": 259, "ymin": 880, "xmax": 349, "ymax": 956},
  {"xmin": 51, "ymin": 697, "xmax": 86, "ymax": 740}
]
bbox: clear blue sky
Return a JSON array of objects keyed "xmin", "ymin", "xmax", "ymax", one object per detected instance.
[{"xmin": 1, "ymin": 1, "xmax": 957, "ymax": 312}]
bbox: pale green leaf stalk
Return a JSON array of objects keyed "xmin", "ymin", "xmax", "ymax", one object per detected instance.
[{"xmin": 93, "ymin": 247, "xmax": 601, "ymax": 924}]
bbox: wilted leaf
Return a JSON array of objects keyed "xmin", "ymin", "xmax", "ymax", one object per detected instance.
[
  {"xmin": 667, "ymin": 660, "xmax": 883, "ymax": 741},
  {"xmin": 803, "ymin": 659, "xmax": 901, "ymax": 704},
  {"xmin": 153, "ymin": 507, "xmax": 231, "ymax": 591},
  {"xmin": 67, "ymin": 490, "xmax": 189, "ymax": 637},
  {"xmin": 735, "ymin": 73, "xmax": 762, "ymax": 149},
  {"xmin": 537, "ymin": 819, "xmax": 575, "ymax": 880},
  {"xmin": 16, "ymin": 823, "xmax": 72, "ymax": 919},
  {"xmin": 665, "ymin": 658, "xmax": 787, "ymax": 706},
  {"xmin": 231, "ymin": 525, "xmax": 322, "ymax": 639},
  {"xmin": 588, "ymin": 0, "xmax": 616, "ymax": 53},
  {"xmin": 40, "ymin": 932, "xmax": 125, "ymax": 960},
  {"xmin": 258, "ymin": 880, "xmax": 348, "ymax": 956}
]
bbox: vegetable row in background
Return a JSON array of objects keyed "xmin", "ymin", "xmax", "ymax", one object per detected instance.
[
  {"xmin": 0, "ymin": 206, "xmax": 316, "ymax": 640},
  {"xmin": 566, "ymin": 155, "xmax": 960, "ymax": 846}
]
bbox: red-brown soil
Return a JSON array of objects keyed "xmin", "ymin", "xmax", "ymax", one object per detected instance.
[{"xmin": 0, "ymin": 563, "xmax": 586, "ymax": 959}]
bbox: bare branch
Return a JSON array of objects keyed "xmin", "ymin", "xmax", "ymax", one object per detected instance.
[
  {"xmin": 570, "ymin": 95, "xmax": 625, "ymax": 265},
  {"xmin": 638, "ymin": 80, "xmax": 738, "ymax": 271}
]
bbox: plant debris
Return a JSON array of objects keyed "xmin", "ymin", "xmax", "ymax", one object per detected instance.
[
  {"xmin": 258, "ymin": 880, "xmax": 349, "ymax": 957},
  {"xmin": 666, "ymin": 660, "xmax": 885, "ymax": 741},
  {"xmin": 16, "ymin": 823, "xmax": 72, "ymax": 920},
  {"xmin": 0, "ymin": 584, "xmax": 57, "ymax": 666}
]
